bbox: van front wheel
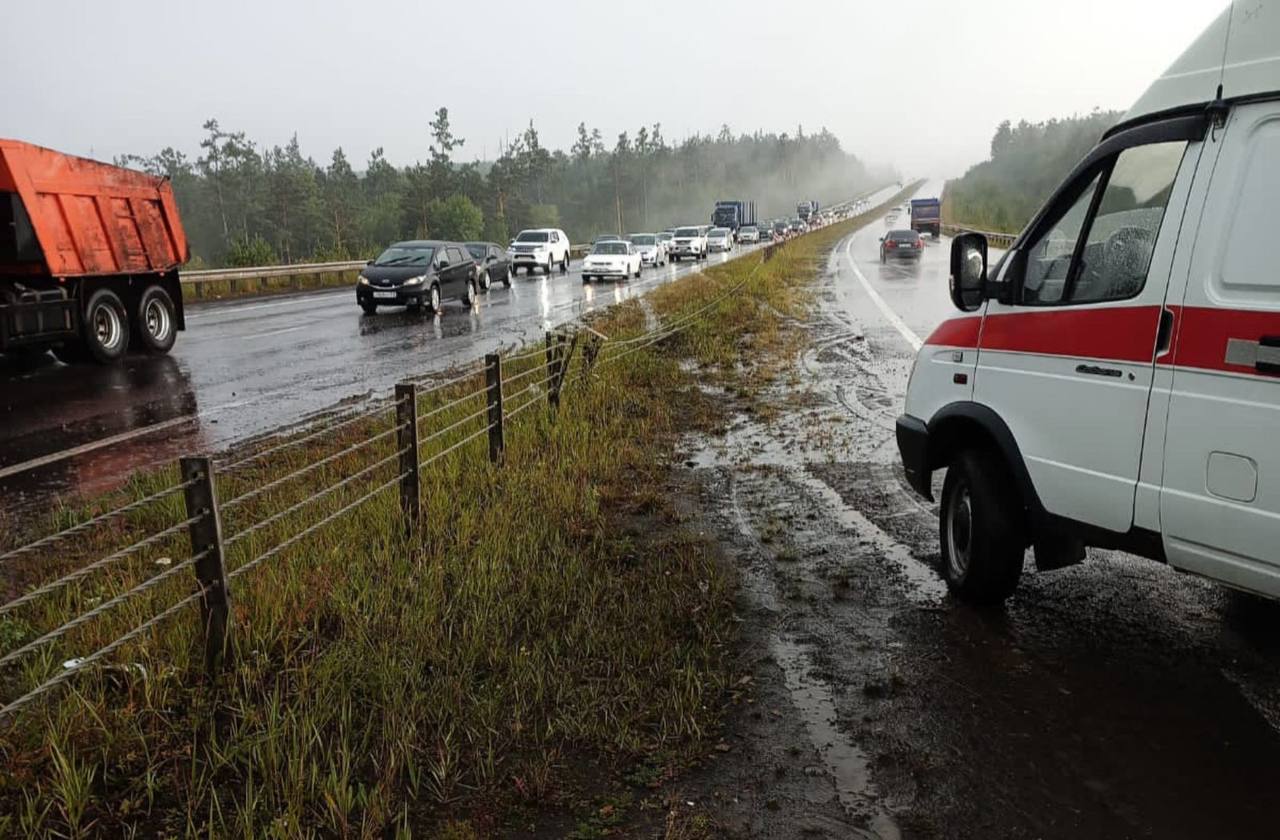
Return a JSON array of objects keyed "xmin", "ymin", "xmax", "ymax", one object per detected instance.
[{"xmin": 939, "ymin": 449, "xmax": 1025, "ymax": 605}]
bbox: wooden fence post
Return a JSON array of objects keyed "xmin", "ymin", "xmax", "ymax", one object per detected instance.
[
  {"xmin": 395, "ymin": 383, "xmax": 420, "ymax": 535},
  {"xmin": 180, "ymin": 456, "xmax": 231, "ymax": 675},
  {"xmin": 485, "ymin": 353, "xmax": 504, "ymax": 463}
]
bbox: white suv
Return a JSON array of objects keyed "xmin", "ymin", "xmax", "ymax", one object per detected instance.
[
  {"xmin": 508, "ymin": 228, "xmax": 571, "ymax": 276},
  {"xmin": 898, "ymin": 4, "xmax": 1280, "ymax": 605},
  {"xmin": 669, "ymin": 226, "xmax": 708, "ymax": 262}
]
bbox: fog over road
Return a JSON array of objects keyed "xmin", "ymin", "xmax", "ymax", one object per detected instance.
[{"xmin": 0, "ymin": 187, "xmax": 900, "ymax": 516}]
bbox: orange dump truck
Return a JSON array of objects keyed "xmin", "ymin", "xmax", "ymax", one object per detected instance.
[{"xmin": 0, "ymin": 138, "xmax": 189, "ymax": 363}]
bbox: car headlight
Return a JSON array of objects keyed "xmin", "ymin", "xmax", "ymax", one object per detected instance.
[
  {"xmin": 358, "ymin": 275, "xmax": 370, "ymax": 285},
  {"xmin": 403, "ymin": 275, "xmax": 425, "ymax": 286}
]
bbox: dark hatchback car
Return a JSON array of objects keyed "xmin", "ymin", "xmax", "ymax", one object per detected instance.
[
  {"xmin": 357, "ymin": 240, "xmax": 478, "ymax": 314},
  {"xmin": 465, "ymin": 241, "xmax": 513, "ymax": 288},
  {"xmin": 879, "ymin": 229, "xmax": 924, "ymax": 263}
]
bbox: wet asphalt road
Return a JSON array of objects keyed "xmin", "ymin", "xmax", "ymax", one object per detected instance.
[
  {"xmin": 674, "ymin": 182, "xmax": 1280, "ymax": 838},
  {"xmin": 0, "ymin": 197, "xmax": 900, "ymax": 516}
]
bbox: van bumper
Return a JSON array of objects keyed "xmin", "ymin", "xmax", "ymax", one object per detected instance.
[{"xmin": 896, "ymin": 414, "xmax": 933, "ymax": 501}]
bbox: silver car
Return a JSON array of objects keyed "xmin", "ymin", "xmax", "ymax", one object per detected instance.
[
  {"xmin": 628, "ymin": 233, "xmax": 667, "ymax": 267},
  {"xmin": 707, "ymin": 227, "xmax": 734, "ymax": 253}
]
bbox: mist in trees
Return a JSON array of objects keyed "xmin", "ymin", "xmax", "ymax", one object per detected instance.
[
  {"xmin": 116, "ymin": 111, "xmax": 884, "ymax": 267},
  {"xmin": 941, "ymin": 110, "xmax": 1121, "ymax": 234}
]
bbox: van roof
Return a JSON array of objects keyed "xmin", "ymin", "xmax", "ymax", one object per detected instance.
[{"xmin": 1123, "ymin": 1, "xmax": 1280, "ymax": 128}]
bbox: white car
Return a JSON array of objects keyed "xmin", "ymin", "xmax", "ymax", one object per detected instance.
[
  {"xmin": 898, "ymin": 1, "xmax": 1280, "ymax": 607},
  {"xmin": 628, "ymin": 233, "xmax": 667, "ymax": 267},
  {"xmin": 581, "ymin": 241, "xmax": 641, "ymax": 282},
  {"xmin": 669, "ymin": 226, "xmax": 708, "ymax": 262},
  {"xmin": 737, "ymin": 225, "xmax": 761, "ymax": 244},
  {"xmin": 707, "ymin": 228, "xmax": 734, "ymax": 253},
  {"xmin": 508, "ymin": 228, "xmax": 571, "ymax": 276}
]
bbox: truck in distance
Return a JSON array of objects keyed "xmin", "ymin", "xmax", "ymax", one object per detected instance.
[
  {"xmin": 711, "ymin": 200, "xmax": 756, "ymax": 236},
  {"xmin": 0, "ymin": 139, "xmax": 189, "ymax": 364},
  {"xmin": 910, "ymin": 197, "xmax": 942, "ymax": 239},
  {"xmin": 796, "ymin": 200, "xmax": 818, "ymax": 222}
]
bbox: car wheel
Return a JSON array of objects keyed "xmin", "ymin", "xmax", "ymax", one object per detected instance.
[
  {"xmin": 545, "ymin": 255, "xmax": 554, "ymax": 275},
  {"xmin": 81, "ymin": 288, "xmax": 129, "ymax": 363},
  {"xmin": 582, "ymin": 274, "xmax": 592, "ymax": 284},
  {"xmin": 360, "ymin": 301, "xmax": 378, "ymax": 315},
  {"xmin": 425, "ymin": 283, "xmax": 441, "ymax": 314},
  {"xmin": 134, "ymin": 285, "xmax": 177, "ymax": 355},
  {"xmin": 479, "ymin": 270, "xmax": 491, "ymax": 291},
  {"xmin": 939, "ymin": 448, "xmax": 1025, "ymax": 605},
  {"xmin": 503, "ymin": 266, "xmax": 512, "ymax": 288},
  {"xmin": 462, "ymin": 280, "xmax": 477, "ymax": 308},
  {"xmin": 560, "ymin": 253, "xmax": 569, "ymax": 274},
  {"xmin": 633, "ymin": 265, "xmax": 641, "ymax": 279}
]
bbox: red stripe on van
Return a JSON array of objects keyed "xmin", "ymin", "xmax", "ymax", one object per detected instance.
[
  {"xmin": 979, "ymin": 305, "xmax": 1163, "ymax": 363},
  {"xmin": 924, "ymin": 316, "xmax": 982, "ymax": 348},
  {"xmin": 1172, "ymin": 306, "xmax": 1280, "ymax": 375}
]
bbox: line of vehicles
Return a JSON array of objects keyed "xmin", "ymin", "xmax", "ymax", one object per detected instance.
[{"xmin": 0, "ymin": 141, "xmax": 871, "ymax": 365}]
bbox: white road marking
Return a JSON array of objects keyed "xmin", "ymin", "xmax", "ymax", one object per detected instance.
[
  {"xmin": 842, "ymin": 235, "xmax": 923, "ymax": 351},
  {"xmin": 241, "ymin": 325, "xmax": 306, "ymax": 341}
]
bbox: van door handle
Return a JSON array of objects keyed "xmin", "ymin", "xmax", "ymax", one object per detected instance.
[
  {"xmin": 1156, "ymin": 308, "xmax": 1174, "ymax": 356},
  {"xmin": 1226, "ymin": 336, "xmax": 1280, "ymax": 375},
  {"xmin": 1076, "ymin": 364, "xmax": 1123, "ymax": 378}
]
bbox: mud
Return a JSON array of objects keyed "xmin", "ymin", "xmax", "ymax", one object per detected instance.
[{"xmin": 663, "ymin": 206, "xmax": 1280, "ymax": 838}]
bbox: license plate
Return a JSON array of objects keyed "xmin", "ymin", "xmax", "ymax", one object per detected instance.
[{"xmin": 373, "ymin": 291, "xmax": 397, "ymax": 299}]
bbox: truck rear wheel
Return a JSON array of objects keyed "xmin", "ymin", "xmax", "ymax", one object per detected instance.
[
  {"xmin": 82, "ymin": 288, "xmax": 129, "ymax": 364},
  {"xmin": 134, "ymin": 285, "xmax": 177, "ymax": 355},
  {"xmin": 939, "ymin": 448, "xmax": 1025, "ymax": 604}
]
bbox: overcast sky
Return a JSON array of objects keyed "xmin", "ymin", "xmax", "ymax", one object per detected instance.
[{"xmin": 1, "ymin": 0, "xmax": 1222, "ymax": 179}]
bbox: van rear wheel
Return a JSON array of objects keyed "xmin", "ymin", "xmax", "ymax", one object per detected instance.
[{"xmin": 939, "ymin": 448, "xmax": 1025, "ymax": 605}]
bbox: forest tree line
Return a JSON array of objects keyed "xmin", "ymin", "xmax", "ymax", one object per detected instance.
[
  {"xmin": 116, "ymin": 110, "xmax": 882, "ymax": 268},
  {"xmin": 942, "ymin": 110, "xmax": 1122, "ymax": 234}
]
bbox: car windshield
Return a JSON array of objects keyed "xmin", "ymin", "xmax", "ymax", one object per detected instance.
[
  {"xmin": 675, "ymin": 227, "xmax": 700, "ymax": 237},
  {"xmin": 710, "ymin": 230, "xmax": 728, "ymax": 238},
  {"xmin": 465, "ymin": 243, "xmax": 486, "ymax": 259},
  {"xmin": 372, "ymin": 245, "xmax": 435, "ymax": 266},
  {"xmin": 741, "ymin": 227, "xmax": 757, "ymax": 234},
  {"xmin": 658, "ymin": 232, "xmax": 673, "ymax": 240},
  {"xmin": 515, "ymin": 231, "xmax": 549, "ymax": 243},
  {"xmin": 593, "ymin": 242, "xmax": 629, "ymax": 255},
  {"xmin": 631, "ymin": 235, "xmax": 656, "ymax": 246}
]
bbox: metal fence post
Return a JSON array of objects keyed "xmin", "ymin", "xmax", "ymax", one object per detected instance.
[
  {"xmin": 485, "ymin": 353, "xmax": 504, "ymax": 463},
  {"xmin": 542, "ymin": 332, "xmax": 558, "ymax": 414},
  {"xmin": 395, "ymin": 383, "xmax": 420, "ymax": 535},
  {"xmin": 180, "ymin": 456, "xmax": 231, "ymax": 675}
]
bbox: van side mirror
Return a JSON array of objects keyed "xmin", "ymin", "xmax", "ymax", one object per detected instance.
[{"xmin": 949, "ymin": 233, "xmax": 988, "ymax": 312}]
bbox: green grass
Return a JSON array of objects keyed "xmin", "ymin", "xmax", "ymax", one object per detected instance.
[{"xmin": 0, "ymin": 188, "xmax": 913, "ymax": 836}]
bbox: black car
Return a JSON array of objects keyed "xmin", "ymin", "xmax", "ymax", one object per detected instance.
[
  {"xmin": 879, "ymin": 229, "xmax": 924, "ymax": 262},
  {"xmin": 357, "ymin": 240, "xmax": 478, "ymax": 314},
  {"xmin": 465, "ymin": 241, "xmax": 512, "ymax": 289}
]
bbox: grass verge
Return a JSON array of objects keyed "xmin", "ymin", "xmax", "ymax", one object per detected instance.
[{"xmin": 0, "ymin": 189, "xmax": 912, "ymax": 836}]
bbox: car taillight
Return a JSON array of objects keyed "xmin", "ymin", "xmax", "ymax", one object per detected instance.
[
  {"xmin": 915, "ymin": 240, "xmax": 922, "ymax": 249},
  {"xmin": 886, "ymin": 241, "xmax": 896, "ymax": 248}
]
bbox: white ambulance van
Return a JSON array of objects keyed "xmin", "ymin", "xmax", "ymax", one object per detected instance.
[{"xmin": 897, "ymin": 2, "xmax": 1280, "ymax": 604}]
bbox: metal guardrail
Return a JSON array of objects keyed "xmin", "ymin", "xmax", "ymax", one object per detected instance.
[
  {"xmin": 940, "ymin": 223, "xmax": 1019, "ymax": 249},
  {"xmin": 181, "ymin": 260, "xmax": 367, "ymax": 285}
]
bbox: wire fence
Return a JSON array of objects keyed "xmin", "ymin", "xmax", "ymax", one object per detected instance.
[{"xmin": 0, "ymin": 229, "xmax": 804, "ymax": 723}]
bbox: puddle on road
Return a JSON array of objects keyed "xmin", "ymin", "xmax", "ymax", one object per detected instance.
[{"xmin": 772, "ymin": 634, "xmax": 901, "ymax": 840}]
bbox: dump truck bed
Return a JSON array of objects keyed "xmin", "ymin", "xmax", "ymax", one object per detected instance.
[{"xmin": 0, "ymin": 138, "xmax": 188, "ymax": 278}]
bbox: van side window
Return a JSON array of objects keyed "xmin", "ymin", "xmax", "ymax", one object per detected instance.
[
  {"xmin": 1019, "ymin": 141, "xmax": 1186, "ymax": 306},
  {"xmin": 1021, "ymin": 174, "xmax": 1100, "ymax": 304},
  {"xmin": 1069, "ymin": 141, "xmax": 1185, "ymax": 303}
]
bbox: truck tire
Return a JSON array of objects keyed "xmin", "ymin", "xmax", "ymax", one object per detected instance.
[
  {"xmin": 133, "ymin": 285, "xmax": 177, "ymax": 355},
  {"xmin": 81, "ymin": 288, "xmax": 130, "ymax": 364},
  {"xmin": 939, "ymin": 448, "xmax": 1025, "ymax": 605}
]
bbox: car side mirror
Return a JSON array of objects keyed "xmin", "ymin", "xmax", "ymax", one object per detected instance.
[
  {"xmin": 437, "ymin": 260, "xmax": 450, "ymax": 269},
  {"xmin": 366, "ymin": 259, "xmax": 375, "ymax": 266},
  {"xmin": 949, "ymin": 233, "xmax": 988, "ymax": 312}
]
